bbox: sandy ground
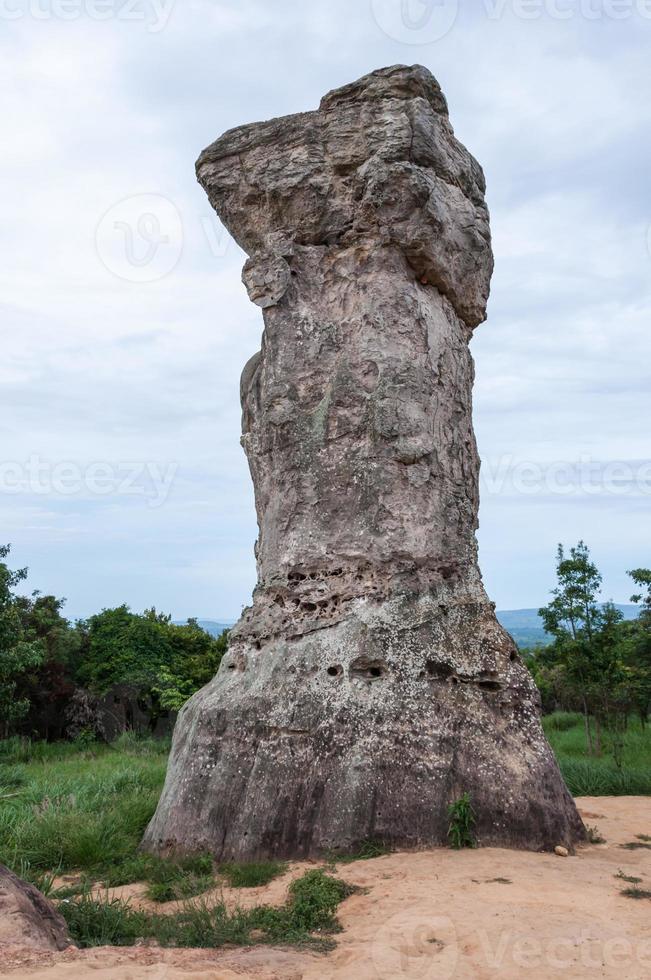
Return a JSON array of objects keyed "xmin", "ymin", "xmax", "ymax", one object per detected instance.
[{"xmin": 2, "ymin": 796, "xmax": 650, "ymax": 980}]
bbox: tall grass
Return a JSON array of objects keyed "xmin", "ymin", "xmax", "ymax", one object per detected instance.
[
  {"xmin": 0, "ymin": 735, "xmax": 291, "ymax": 903},
  {"xmin": 0, "ymin": 737, "xmax": 167, "ymax": 880},
  {"xmin": 543, "ymin": 714, "xmax": 651, "ymax": 795}
]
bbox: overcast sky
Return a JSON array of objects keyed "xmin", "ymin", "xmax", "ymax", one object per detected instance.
[{"xmin": 2, "ymin": 0, "xmax": 650, "ymax": 621}]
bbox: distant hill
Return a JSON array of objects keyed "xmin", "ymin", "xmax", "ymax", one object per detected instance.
[
  {"xmin": 174, "ymin": 619, "xmax": 234, "ymax": 637},
  {"xmin": 497, "ymin": 605, "xmax": 640, "ymax": 648}
]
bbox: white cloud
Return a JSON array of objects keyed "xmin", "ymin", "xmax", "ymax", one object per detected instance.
[{"xmin": 1, "ymin": 2, "xmax": 649, "ymax": 616}]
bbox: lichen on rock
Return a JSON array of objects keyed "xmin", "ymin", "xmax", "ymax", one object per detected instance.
[{"xmin": 143, "ymin": 65, "xmax": 585, "ymax": 860}]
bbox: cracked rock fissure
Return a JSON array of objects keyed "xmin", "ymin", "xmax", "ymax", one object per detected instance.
[{"xmin": 143, "ymin": 65, "xmax": 585, "ymax": 859}]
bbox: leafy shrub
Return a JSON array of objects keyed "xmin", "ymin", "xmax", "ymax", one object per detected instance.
[
  {"xmin": 585, "ymin": 825, "xmax": 606, "ymax": 844},
  {"xmin": 447, "ymin": 793, "xmax": 476, "ymax": 849},
  {"xmin": 285, "ymin": 869, "xmax": 355, "ymax": 933},
  {"xmin": 64, "ymin": 689, "xmax": 106, "ymax": 743}
]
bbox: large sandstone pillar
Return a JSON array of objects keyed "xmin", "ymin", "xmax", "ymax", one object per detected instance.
[{"xmin": 144, "ymin": 66, "xmax": 585, "ymax": 858}]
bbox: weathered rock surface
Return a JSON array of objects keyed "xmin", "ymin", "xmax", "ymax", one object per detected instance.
[
  {"xmin": 0, "ymin": 865, "xmax": 72, "ymax": 951},
  {"xmin": 144, "ymin": 65, "xmax": 585, "ymax": 859}
]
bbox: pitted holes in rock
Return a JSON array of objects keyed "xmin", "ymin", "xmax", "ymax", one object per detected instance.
[
  {"xmin": 477, "ymin": 679, "xmax": 503, "ymax": 692},
  {"xmin": 425, "ymin": 660, "xmax": 454, "ymax": 681},
  {"xmin": 350, "ymin": 657, "xmax": 387, "ymax": 683},
  {"xmin": 424, "ymin": 662, "xmax": 504, "ymax": 692}
]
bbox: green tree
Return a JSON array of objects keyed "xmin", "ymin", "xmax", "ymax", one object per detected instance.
[
  {"xmin": 0, "ymin": 545, "xmax": 44, "ymax": 735},
  {"xmin": 539, "ymin": 542, "xmax": 605, "ymax": 752},
  {"xmin": 624, "ymin": 568, "xmax": 651, "ymax": 727},
  {"xmin": 629, "ymin": 568, "xmax": 651, "ymax": 618},
  {"xmin": 538, "ymin": 546, "xmax": 650, "ymax": 760},
  {"xmin": 76, "ymin": 606, "xmax": 172, "ymax": 731},
  {"xmin": 539, "ymin": 541, "xmax": 602, "ymax": 642},
  {"xmin": 78, "ymin": 607, "xmax": 228, "ymax": 728},
  {"xmin": 155, "ymin": 623, "xmax": 228, "ymax": 711},
  {"xmin": 14, "ymin": 592, "xmax": 80, "ymax": 739}
]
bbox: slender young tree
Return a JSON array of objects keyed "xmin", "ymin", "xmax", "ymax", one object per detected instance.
[{"xmin": 539, "ymin": 541, "xmax": 604, "ymax": 752}]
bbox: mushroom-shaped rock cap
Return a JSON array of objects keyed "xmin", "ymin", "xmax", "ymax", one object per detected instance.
[{"xmin": 196, "ymin": 65, "xmax": 493, "ymax": 329}]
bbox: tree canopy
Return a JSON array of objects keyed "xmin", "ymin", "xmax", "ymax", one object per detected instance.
[{"xmin": 0, "ymin": 544, "xmax": 228, "ymax": 740}]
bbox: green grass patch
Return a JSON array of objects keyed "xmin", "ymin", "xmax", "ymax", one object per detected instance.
[
  {"xmin": 143, "ymin": 854, "xmax": 215, "ymax": 902},
  {"xmin": 59, "ymin": 869, "xmax": 357, "ymax": 951},
  {"xmin": 98, "ymin": 852, "xmax": 216, "ymax": 902},
  {"xmin": 585, "ymin": 825, "xmax": 606, "ymax": 844},
  {"xmin": 543, "ymin": 711, "xmax": 585, "ymax": 732},
  {"xmin": 146, "ymin": 875, "xmax": 214, "ymax": 903},
  {"xmin": 621, "ymin": 887, "xmax": 651, "ymax": 900},
  {"xmin": 58, "ymin": 894, "xmax": 150, "ymax": 947},
  {"xmin": 325, "ymin": 839, "xmax": 391, "ymax": 865},
  {"xmin": 220, "ymin": 861, "xmax": 287, "ymax": 888},
  {"xmin": 615, "ymin": 870, "xmax": 642, "ymax": 884}
]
